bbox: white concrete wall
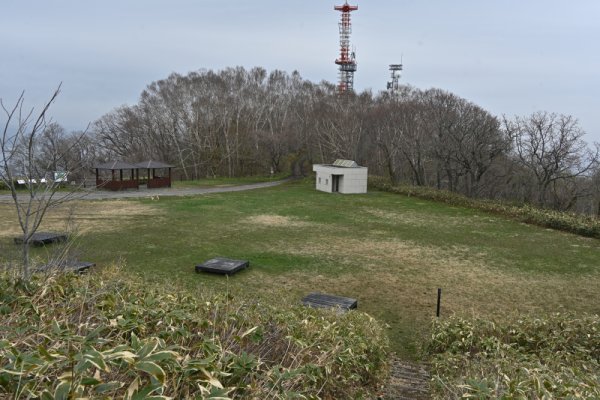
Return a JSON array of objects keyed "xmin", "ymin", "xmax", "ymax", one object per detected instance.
[
  {"xmin": 315, "ymin": 170, "xmax": 332, "ymax": 192},
  {"xmin": 312, "ymin": 164, "xmax": 368, "ymax": 194},
  {"xmin": 339, "ymin": 167, "xmax": 368, "ymax": 194}
]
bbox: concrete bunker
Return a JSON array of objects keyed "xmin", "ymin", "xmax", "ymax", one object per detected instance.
[{"xmin": 312, "ymin": 159, "xmax": 367, "ymax": 194}]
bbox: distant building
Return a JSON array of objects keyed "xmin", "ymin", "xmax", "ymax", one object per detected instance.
[{"xmin": 312, "ymin": 159, "xmax": 368, "ymax": 194}]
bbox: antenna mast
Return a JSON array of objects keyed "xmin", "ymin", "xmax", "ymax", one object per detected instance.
[
  {"xmin": 387, "ymin": 63, "xmax": 403, "ymax": 95},
  {"xmin": 334, "ymin": 1, "xmax": 358, "ymax": 95}
]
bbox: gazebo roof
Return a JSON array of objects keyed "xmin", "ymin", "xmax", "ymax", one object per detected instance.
[
  {"xmin": 135, "ymin": 160, "xmax": 174, "ymax": 169},
  {"xmin": 94, "ymin": 161, "xmax": 137, "ymax": 170}
]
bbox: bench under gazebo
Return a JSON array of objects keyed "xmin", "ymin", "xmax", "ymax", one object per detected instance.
[
  {"xmin": 95, "ymin": 161, "xmax": 139, "ymax": 191},
  {"xmin": 135, "ymin": 160, "xmax": 174, "ymax": 189}
]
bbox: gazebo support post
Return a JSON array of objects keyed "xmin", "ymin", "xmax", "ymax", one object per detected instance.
[
  {"xmin": 132, "ymin": 160, "xmax": 174, "ymax": 189},
  {"xmin": 94, "ymin": 161, "xmax": 139, "ymax": 191}
]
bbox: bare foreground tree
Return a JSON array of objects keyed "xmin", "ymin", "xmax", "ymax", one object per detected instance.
[{"xmin": 1, "ymin": 86, "xmax": 86, "ymax": 280}]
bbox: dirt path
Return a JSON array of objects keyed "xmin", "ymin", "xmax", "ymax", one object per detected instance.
[
  {"xmin": 0, "ymin": 179, "xmax": 290, "ymax": 203},
  {"xmin": 380, "ymin": 357, "xmax": 431, "ymax": 399}
]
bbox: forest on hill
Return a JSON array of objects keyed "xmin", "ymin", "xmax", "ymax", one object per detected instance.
[{"xmin": 29, "ymin": 67, "xmax": 600, "ymax": 214}]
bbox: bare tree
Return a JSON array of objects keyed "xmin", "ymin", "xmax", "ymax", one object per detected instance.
[
  {"xmin": 371, "ymin": 92, "xmax": 414, "ymax": 184},
  {"xmin": 447, "ymin": 101, "xmax": 508, "ymax": 197},
  {"xmin": 371, "ymin": 88, "xmax": 433, "ymax": 186},
  {"xmin": 1, "ymin": 86, "xmax": 85, "ymax": 280},
  {"xmin": 592, "ymin": 166, "xmax": 600, "ymax": 217},
  {"xmin": 504, "ymin": 112, "xmax": 599, "ymax": 206},
  {"xmin": 37, "ymin": 122, "xmax": 66, "ymax": 172},
  {"xmin": 420, "ymin": 89, "xmax": 464, "ymax": 191},
  {"xmin": 315, "ymin": 91, "xmax": 371, "ymax": 162}
]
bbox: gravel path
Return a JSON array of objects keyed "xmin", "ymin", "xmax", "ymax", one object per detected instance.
[{"xmin": 0, "ymin": 179, "xmax": 290, "ymax": 203}]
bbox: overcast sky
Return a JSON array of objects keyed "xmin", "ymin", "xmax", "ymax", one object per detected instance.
[{"xmin": 1, "ymin": 1, "xmax": 599, "ymax": 142}]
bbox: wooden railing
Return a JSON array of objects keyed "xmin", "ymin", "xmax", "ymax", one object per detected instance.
[
  {"xmin": 147, "ymin": 177, "xmax": 171, "ymax": 188},
  {"xmin": 96, "ymin": 179, "xmax": 139, "ymax": 191}
]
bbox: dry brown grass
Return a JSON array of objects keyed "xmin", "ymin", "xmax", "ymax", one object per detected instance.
[
  {"xmin": 243, "ymin": 214, "xmax": 316, "ymax": 228},
  {"xmin": 269, "ymin": 237, "xmax": 484, "ymax": 271},
  {"xmin": 245, "ymin": 261, "xmax": 599, "ymax": 331},
  {"xmin": 58, "ymin": 200, "xmax": 162, "ymax": 234},
  {"xmin": 361, "ymin": 207, "xmax": 500, "ymax": 230},
  {"xmin": 0, "ymin": 204, "xmax": 22, "ymax": 237},
  {"xmin": 0, "ymin": 200, "xmax": 162, "ymax": 239}
]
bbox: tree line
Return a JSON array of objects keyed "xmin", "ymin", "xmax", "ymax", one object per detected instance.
[{"xmin": 32, "ymin": 67, "xmax": 600, "ymax": 215}]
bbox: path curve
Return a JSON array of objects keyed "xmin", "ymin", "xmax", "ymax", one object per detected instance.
[{"xmin": 0, "ymin": 178, "xmax": 291, "ymax": 203}]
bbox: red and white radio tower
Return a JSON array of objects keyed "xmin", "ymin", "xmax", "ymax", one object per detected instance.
[{"xmin": 334, "ymin": 1, "xmax": 358, "ymax": 94}]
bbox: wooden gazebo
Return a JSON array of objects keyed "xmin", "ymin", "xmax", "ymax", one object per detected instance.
[
  {"xmin": 94, "ymin": 161, "xmax": 139, "ymax": 191},
  {"xmin": 135, "ymin": 160, "xmax": 174, "ymax": 188}
]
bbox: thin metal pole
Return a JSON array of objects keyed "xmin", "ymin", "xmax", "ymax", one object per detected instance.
[{"xmin": 436, "ymin": 288, "xmax": 442, "ymax": 317}]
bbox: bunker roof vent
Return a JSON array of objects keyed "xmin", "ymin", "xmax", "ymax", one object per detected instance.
[{"xmin": 333, "ymin": 159, "xmax": 359, "ymax": 168}]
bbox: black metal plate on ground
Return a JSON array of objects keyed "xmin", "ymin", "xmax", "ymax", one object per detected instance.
[
  {"xmin": 195, "ymin": 258, "xmax": 249, "ymax": 275},
  {"xmin": 34, "ymin": 261, "xmax": 95, "ymax": 273},
  {"xmin": 301, "ymin": 292, "xmax": 358, "ymax": 312},
  {"xmin": 14, "ymin": 232, "xmax": 68, "ymax": 246}
]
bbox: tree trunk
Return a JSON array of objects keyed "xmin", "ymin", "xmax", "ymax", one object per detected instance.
[{"xmin": 22, "ymin": 240, "xmax": 31, "ymax": 281}]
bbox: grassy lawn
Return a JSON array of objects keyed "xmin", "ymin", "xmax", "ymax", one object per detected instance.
[{"xmin": 1, "ymin": 179, "xmax": 599, "ymax": 359}]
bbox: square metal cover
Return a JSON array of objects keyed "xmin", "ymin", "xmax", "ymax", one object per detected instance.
[
  {"xmin": 34, "ymin": 261, "xmax": 95, "ymax": 274},
  {"xmin": 14, "ymin": 232, "xmax": 67, "ymax": 246},
  {"xmin": 301, "ymin": 292, "xmax": 358, "ymax": 312},
  {"xmin": 195, "ymin": 258, "xmax": 249, "ymax": 275}
]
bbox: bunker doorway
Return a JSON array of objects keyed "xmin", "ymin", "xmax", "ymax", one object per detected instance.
[{"xmin": 332, "ymin": 175, "xmax": 342, "ymax": 193}]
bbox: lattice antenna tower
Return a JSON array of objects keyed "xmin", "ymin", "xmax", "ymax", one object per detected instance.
[
  {"xmin": 387, "ymin": 63, "xmax": 403, "ymax": 95},
  {"xmin": 334, "ymin": 1, "xmax": 358, "ymax": 95}
]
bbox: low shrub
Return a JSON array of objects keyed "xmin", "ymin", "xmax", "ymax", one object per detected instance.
[
  {"xmin": 0, "ymin": 267, "xmax": 388, "ymax": 399},
  {"xmin": 369, "ymin": 177, "xmax": 600, "ymax": 239},
  {"xmin": 426, "ymin": 314, "xmax": 600, "ymax": 399}
]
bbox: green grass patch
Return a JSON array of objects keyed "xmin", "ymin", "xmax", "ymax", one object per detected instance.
[{"xmin": 370, "ymin": 176, "xmax": 600, "ymax": 239}]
